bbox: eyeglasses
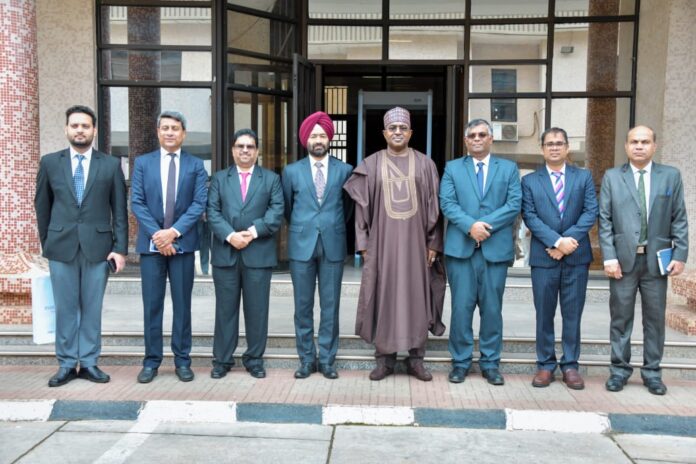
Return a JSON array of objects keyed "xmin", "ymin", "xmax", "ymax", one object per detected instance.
[
  {"xmin": 234, "ymin": 144, "xmax": 257, "ymax": 150},
  {"xmin": 542, "ymin": 142, "xmax": 567, "ymax": 148},
  {"xmin": 466, "ymin": 132, "xmax": 490, "ymax": 140},
  {"xmin": 386, "ymin": 124, "xmax": 411, "ymax": 133}
]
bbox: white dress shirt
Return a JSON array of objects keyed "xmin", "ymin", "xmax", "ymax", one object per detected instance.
[
  {"xmin": 546, "ymin": 163, "xmax": 567, "ymax": 249},
  {"xmin": 160, "ymin": 147, "xmax": 181, "ymax": 211},
  {"xmin": 471, "ymin": 154, "xmax": 490, "ymax": 190},
  {"xmin": 227, "ymin": 165, "xmax": 258, "ymax": 242},
  {"xmin": 310, "ymin": 154, "xmax": 329, "ymax": 186}
]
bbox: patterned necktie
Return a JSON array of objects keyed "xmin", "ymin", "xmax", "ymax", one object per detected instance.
[
  {"xmin": 314, "ymin": 161, "xmax": 326, "ymax": 201},
  {"xmin": 73, "ymin": 154, "xmax": 85, "ymax": 206},
  {"xmin": 552, "ymin": 171, "xmax": 565, "ymax": 217},
  {"xmin": 240, "ymin": 172, "xmax": 251, "ymax": 202},
  {"xmin": 163, "ymin": 153, "xmax": 177, "ymax": 229},
  {"xmin": 476, "ymin": 161, "xmax": 484, "ymax": 197},
  {"xmin": 638, "ymin": 169, "xmax": 648, "ymax": 243}
]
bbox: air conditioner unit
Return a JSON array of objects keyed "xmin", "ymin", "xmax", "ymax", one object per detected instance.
[{"xmin": 492, "ymin": 122, "xmax": 518, "ymax": 142}]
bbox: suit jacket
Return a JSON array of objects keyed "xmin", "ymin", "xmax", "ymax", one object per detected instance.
[
  {"xmin": 35, "ymin": 149, "xmax": 128, "ymax": 262},
  {"xmin": 282, "ymin": 155, "xmax": 353, "ymax": 262},
  {"xmin": 599, "ymin": 162, "xmax": 688, "ymax": 275},
  {"xmin": 521, "ymin": 164, "xmax": 598, "ymax": 268},
  {"xmin": 207, "ymin": 164, "xmax": 284, "ymax": 268},
  {"xmin": 440, "ymin": 154, "xmax": 522, "ymax": 263},
  {"xmin": 130, "ymin": 150, "xmax": 208, "ymax": 254}
]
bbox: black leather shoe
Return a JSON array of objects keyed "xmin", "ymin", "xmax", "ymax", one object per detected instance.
[
  {"xmin": 210, "ymin": 364, "xmax": 231, "ymax": 379},
  {"xmin": 137, "ymin": 367, "xmax": 158, "ymax": 384},
  {"xmin": 448, "ymin": 367, "xmax": 468, "ymax": 384},
  {"xmin": 482, "ymin": 369, "xmax": 505, "ymax": 385},
  {"xmin": 246, "ymin": 365, "xmax": 266, "ymax": 379},
  {"xmin": 78, "ymin": 366, "xmax": 110, "ymax": 383},
  {"xmin": 48, "ymin": 367, "xmax": 78, "ymax": 387},
  {"xmin": 605, "ymin": 375, "xmax": 627, "ymax": 392},
  {"xmin": 319, "ymin": 364, "xmax": 339, "ymax": 379},
  {"xmin": 175, "ymin": 366, "xmax": 195, "ymax": 382},
  {"xmin": 294, "ymin": 362, "xmax": 317, "ymax": 379},
  {"xmin": 643, "ymin": 377, "xmax": 667, "ymax": 395}
]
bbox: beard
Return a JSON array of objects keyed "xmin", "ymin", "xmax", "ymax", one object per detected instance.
[
  {"xmin": 309, "ymin": 142, "xmax": 328, "ymax": 158},
  {"xmin": 68, "ymin": 135, "xmax": 94, "ymax": 148}
]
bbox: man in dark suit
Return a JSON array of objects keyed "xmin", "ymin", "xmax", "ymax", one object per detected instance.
[
  {"xmin": 282, "ymin": 112, "xmax": 353, "ymax": 380},
  {"xmin": 35, "ymin": 105, "xmax": 128, "ymax": 387},
  {"xmin": 521, "ymin": 127, "xmax": 598, "ymax": 390},
  {"xmin": 131, "ymin": 111, "xmax": 208, "ymax": 383},
  {"xmin": 440, "ymin": 118, "xmax": 521, "ymax": 385},
  {"xmin": 600, "ymin": 125, "xmax": 688, "ymax": 395},
  {"xmin": 207, "ymin": 128, "xmax": 284, "ymax": 379}
]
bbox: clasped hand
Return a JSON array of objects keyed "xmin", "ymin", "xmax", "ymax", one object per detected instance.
[
  {"xmin": 152, "ymin": 228, "xmax": 178, "ymax": 256},
  {"xmin": 228, "ymin": 231, "xmax": 254, "ymax": 249},
  {"xmin": 546, "ymin": 237, "xmax": 578, "ymax": 261}
]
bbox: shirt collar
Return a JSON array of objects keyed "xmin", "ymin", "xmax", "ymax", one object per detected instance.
[
  {"xmin": 160, "ymin": 147, "xmax": 182, "ymax": 158},
  {"xmin": 237, "ymin": 165, "xmax": 254, "ymax": 175},
  {"xmin": 546, "ymin": 163, "xmax": 566, "ymax": 176},
  {"xmin": 70, "ymin": 147, "xmax": 93, "ymax": 160},
  {"xmin": 310, "ymin": 154, "xmax": 329, "ymax": 166},
  {"xmin": 471, "ymin": 154, "xmax": 490, "ymax": 166},
  {"xmin": 630, "ymin": 161, "xmax": 652, "ymax": 174}
]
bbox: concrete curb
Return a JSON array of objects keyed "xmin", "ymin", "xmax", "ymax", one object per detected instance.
[{"xmin": 1, "ymin": 400, "xmax": 695, "ymax": 436}]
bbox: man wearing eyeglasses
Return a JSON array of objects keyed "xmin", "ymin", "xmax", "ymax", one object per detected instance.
[
  {"xmin": 282, "ymin": 112, "xmax": 353, "ymax": 380},
  {"xmin": 344, "ymin": 106, "xmax": 444, "ymax": 382},
  {"xmin": 440, "ymin": 118, "xmax": 521, "ymax": 385},
  {"xmin": 521, "ymin": 127, "xmax": 598, "ymax": 390},
  {"xmin": 207, "ymin": 128, "xmax": 284, "ymax": 380}
]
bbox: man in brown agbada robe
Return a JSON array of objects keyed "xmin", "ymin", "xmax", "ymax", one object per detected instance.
[{"xmin": 344, "ymin": 106, "xmax": 444, "ymax": 382}]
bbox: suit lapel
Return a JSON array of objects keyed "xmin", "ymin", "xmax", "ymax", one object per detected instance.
[
  {"xmin": 563, "ymin": 164, "xmax": 576, "ymax": 210},
  {"xmin": 228, "ymin": 165, "xmax": 243, "ymax": 205},
  {"xmin": 620, "ymin": 163, "xmax": 641, "ymax": 209},
  {"xmin": 244, "ymin": 165, "xmax": 263, "ymax": 206},
  {"xmin": 150, "ymin": 152, "xmax": 163, "ymax": 215},
  {"xmin": 483, "ymin": 156, "xmax": 499, "ymax": 198},
  {"xmin": 648, "ymin": 162, "xmax": 661, "ymax": 215},
  {"xmin": 82, "ymin": 151, "xmax": 102, "ymax": 202},
  {"xmin": 301, "ymin": 157, "xmax": 320, "ymax": 207},
  {"xmin": 60, "ymin": 150, "xmax": 77, "ymax": 203},
  {"xmin": 175, "ymin": 152, "xmax": 189, "ymax": 208},
  {"xmin": 464, "ymin": 156, "xmax": 481, "ymax": 201},
  {"xmin": 538, "ymin": 168, "xmax": 559, "ymax": 216}
]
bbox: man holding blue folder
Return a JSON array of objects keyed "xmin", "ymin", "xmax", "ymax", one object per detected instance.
[{"xmin": 599, "ymin": 125, "xmax": 688, "ymax": 395}]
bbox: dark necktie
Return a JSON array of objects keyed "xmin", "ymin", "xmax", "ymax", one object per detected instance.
[
  {"xmin": 476, "ymin": 161, "xmax": 484, "ymax": 197},
  {"xmin": 73, "ymin": 154, "xmax": 85, "ymax": 206},
  {"xmin": 551, "ymin": 171, "xmax": 565, "ymax": 217},
  {"xmin": 163, "ymin": 153, "xmax": 177, "ymax": 229},
  {"xmin": 638, "ymin": 169, "xmax": 648, "ymax": 243},
  {"xmin": 314, "ymin": 161, "xmax": 325, "ymax": 202}
]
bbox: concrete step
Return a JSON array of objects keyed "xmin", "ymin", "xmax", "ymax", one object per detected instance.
[
  {"xmin": 104, "ymin": 276, "xmax": 615, "ymax": 304},
  {"xmin": 1, "ymin": 334, "xmax": 694, "ymax": 379},
  {"xmin": 2, "ymin": 331, "xmax": 694, "ymax": 359}
]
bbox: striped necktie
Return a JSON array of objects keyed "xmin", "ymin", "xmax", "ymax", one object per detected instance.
[{"xmin": 551, "ymin": 171, "xmax": 565, "ymax": 216}]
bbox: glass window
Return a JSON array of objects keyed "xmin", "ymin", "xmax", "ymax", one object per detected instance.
[
  {"xmin": 470, "ymin": 25, "xmax": 548, "ymax": 60},
  {"xmin": 227, "ymin": 11, "xmax": 295, "ymax": 59},
  {"xmin": 389, "ymin": 0, "xmax": 465, "ymax": 19},
  {"xmin": 229, "ymin": 91, "xmax": 290, "ymax": 173},
  {"xmin": 555, "ymin": 0, "xmax": 636, "ymax": 17},
  {"xmin": 228, "ymin": 0, "xmax": 296, "ymax": 17},
  {"xmin": 308, "ymin": 26, "xmax": 382, "ymax": 60},
  {"xmin": 550, "ymin": 97, "xmax": 631, "ymax": 167},
  {"xmin": 102, "ymin": 87, "xmax": 213, "ymax": 176},
  {"xmin": 101, "ymin": 6, "xmax": 211, "ymax": 46},
  {"xmin": 389, "ymin": 26, "xmax": 464, "ymax": 60},
  {"xmin": 467, "ymin": 98, "xmax": 545, "ymax": 161},
  {"xmin": 470, "ymin": 65, "xmax": 546, "ymax": 93},
  {"xmin": 472, "ymin": 0, "xmax": 548, "ymax": 18},
  {"xmin": 308, "ymin": 0, "xmax": 381, "ymax": 19},
  {"xmin": 227, "ymin": 56, "xmax": 291, "ymax": 91},
  {"xmin": 101, "ymin": 50, "xmax": 212, "ymax": 82},
  {"xmin": 552, "ymin": 22, "xmax": 634, "ymax": 92}
]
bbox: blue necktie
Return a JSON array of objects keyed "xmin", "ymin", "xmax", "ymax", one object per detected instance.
[
  {"xmin": 476, "ymin": 161, "xmax": 484, "ymax": 197},
  {"xmin": 73, "ymin": 154, "xmax": 85, "ymax": 206}
]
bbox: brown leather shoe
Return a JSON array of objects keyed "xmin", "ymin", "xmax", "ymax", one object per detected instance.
[
  {"xmin": 562, "ymin": 368, "xmax": 585, "ymax": 390},
  {"xmin": 532, "ymin": 369, "xmax": 555, "ymax": 388},
  {"xmin": 369, "ymin": 364, "xmax": 394, "ymax": 381},
  {"xmin": 406, "ymin": 362, "xmax": 433, "ymax": 382}
]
